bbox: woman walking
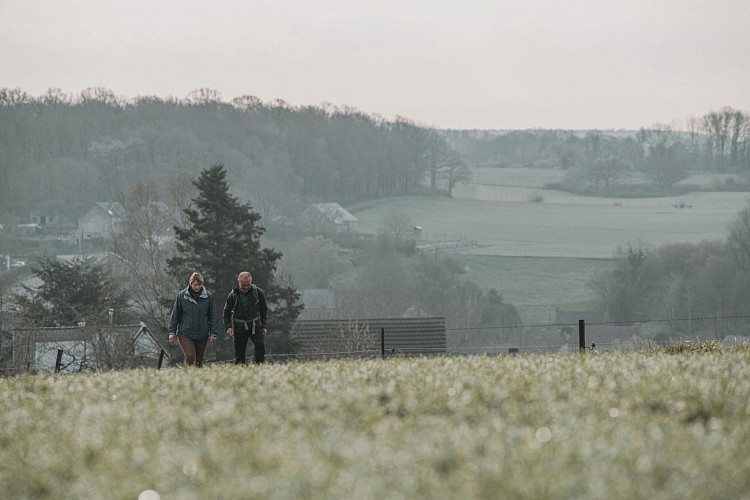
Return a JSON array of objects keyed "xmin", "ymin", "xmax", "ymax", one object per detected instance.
[{"xmin": 168, "ymin": 272, "xmax": 218, "ymax": 366}]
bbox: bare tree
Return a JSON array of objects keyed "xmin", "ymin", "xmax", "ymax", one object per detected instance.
[
  {"xmin": 424, "ymin": 131, "xmax": 461, "ymax": 194},
  {"xmin": 110, "ymin": 182, "xmax": 176, "ymax": 332},
  {"xmin": 379, "ymin": 209, "xmax": 414, "ymax": 244},
  {"xmin": 441, "ymin": 162, "xmax": 471, "ymax": 197},
  {"xmin": 727, "ymin": 201, "xmax": 750, "ymax": 268},
  {"xmin": 642, "ymin": 124, "xmax": 690, "ymax": 189},
  {"xmin": 308, "ymin": 320, "xmax": 377, "ymax": 359},
  {"xmin": 167, "ymin": 171, "xmax": 196, "ymax": 225},
  {"xmin": 701, "ymin": 107, "xmax": 747, "ymax": 171}
]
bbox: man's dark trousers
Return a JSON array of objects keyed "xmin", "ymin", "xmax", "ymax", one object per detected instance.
[{"xmin": 234, "ymin": 327, "xmax": 265, "ymax": 364}]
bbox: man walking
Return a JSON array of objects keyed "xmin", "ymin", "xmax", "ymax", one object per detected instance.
[{"xmin": 223, "ymin": 271, "xmax": 268, "ymax": 364}]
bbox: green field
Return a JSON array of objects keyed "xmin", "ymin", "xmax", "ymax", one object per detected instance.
[
  {"xmin": 350, "ymin": 167, "xmax": 749, "ymax": 258},
  {"xmin": 351, "ymin": 193, "xmax": 747, "ymax": 259},
  {"xmin": 455, "ymin": 255, "xmax": 615, "ymax": 323},
  {"xmin": 2, "ymin": 353, "xmax": 749, "ymax": 499},
  {"xmin": 347, "ymin": 167, "xmax": 748, "ymax": 322}
]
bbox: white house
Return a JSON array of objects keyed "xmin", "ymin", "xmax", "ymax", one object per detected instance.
[{"xmin": 79, "ymin": 202, "xmax": 125, "ymax": 239}]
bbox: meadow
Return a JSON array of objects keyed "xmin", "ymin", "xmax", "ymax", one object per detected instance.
[
  {"xmin": 349, "ymin": 167, "xmax": 749, "ymax": 322},
  {"xmin": 352, "ymin": 169, "xmax": 749, "ymax": 259},
  {"xmin": 2, "ymin": 352, "xmax": 749, "ymax": 499}
]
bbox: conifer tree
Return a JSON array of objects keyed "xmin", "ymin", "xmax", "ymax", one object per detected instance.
[
  {"xmin": 14, "ymin": 256, "xmax": 131, "ymax": 326},
  {"xmin": 167, "ymin": 164, "xmax": 302, "ymax": 361}
]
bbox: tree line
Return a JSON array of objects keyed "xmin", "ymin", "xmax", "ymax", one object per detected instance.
[
  {"xmin": 2, "ymin": 86, "xmax": 746, "ymax": 223},
  {"xmin": 447, "ymin": 107, "xmax": 750, "ymax": 195},
  {"xmin": 0, "ymin": 87, "xmax": 466, "ymax": 224}
]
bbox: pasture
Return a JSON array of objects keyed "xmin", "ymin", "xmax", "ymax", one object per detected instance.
[
  {"xmin": 2, "ymin": 353, "xmax": 749, "ymax": 499},
  {"xmin": 351, "ymin": 167, "xmax": 750, "ymax": 258},
  {"xmin": 456, "ymin": 255, "xmax": 615, "ymax": 323},
  {"xmin": 349, "ymin": 167, "xmax": 748, "ymax": 322}
]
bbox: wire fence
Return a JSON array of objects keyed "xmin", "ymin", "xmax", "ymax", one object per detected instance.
[{"xmin": 2, "ymin": 313, "xmax": 749, "ymax": 376}]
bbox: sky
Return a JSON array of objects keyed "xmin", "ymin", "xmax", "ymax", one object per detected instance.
[{"xmin": 2, "ymin": 0, "xmax": 749, "ymax": 130}]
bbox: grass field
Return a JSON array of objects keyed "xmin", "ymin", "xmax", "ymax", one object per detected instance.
[
  {"xmin": 454, "ymin": 255, "xmax": 615, "ymax": 323},
  {"xmin": 2, "ymin": 353, "xmax": 749, "ymax": 499},
  {"xmin": 347, "ymin": 167, "xmax": 747, "ymax": 322},
  {"xmin": 350, "ymin": 167, "xmax": 749, "ymax": 258},
  {"xmin": 351, "ymin": 192, "xmax": 748, "ymax": 259}
]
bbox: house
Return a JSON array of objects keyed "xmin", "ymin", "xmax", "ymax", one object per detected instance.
[
  {"xmin": 301, "ymin": 203, "xmax": 358, "ymax": 234},
  {"xmin": 79, "ymin": 202, "xmax": 125, "ymax": 240}
]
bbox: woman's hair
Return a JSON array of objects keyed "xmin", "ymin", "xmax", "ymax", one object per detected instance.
[{"xmin": 189, "ymin": 272, "xmax": 204, "ymax": 285}]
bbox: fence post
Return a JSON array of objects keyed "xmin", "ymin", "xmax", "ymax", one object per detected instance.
[
  {"xmin": 55, "ymin": 349, "xmax": 63, "ymax": 373},
  {"xmin": 157, "ymin": 349, "xmax": 165, "ymax": 369},
  {"xmin": 578, "ymin": 319, "xmax": 586, "ymax": 353},
  {"xmin": 381, "ymin": 327, "xmax": 385, "ymax": 359}
]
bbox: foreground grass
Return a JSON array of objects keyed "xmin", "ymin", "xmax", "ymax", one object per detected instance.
[{"xmin": 2, "ymin": 353, "xmax": 750, "ymax": 499}]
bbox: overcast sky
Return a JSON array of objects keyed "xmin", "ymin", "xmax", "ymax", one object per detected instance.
[{"xmin": 2, "ymin": 0, "xmax": 749, "ymax": 130}]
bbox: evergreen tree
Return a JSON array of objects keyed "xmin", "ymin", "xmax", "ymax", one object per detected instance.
[
  {"xmin": 167, "ymin": 164, "xmax": 302, "ymax": 361},
  {"xmin": 13, "ymin": 256, "xmax": 131, "ymax": 327}
]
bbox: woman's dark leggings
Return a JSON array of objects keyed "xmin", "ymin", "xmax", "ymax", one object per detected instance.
[
  {"xmin": 177, "ymin": 337, "xmax": 209, "ymax": 367},
  {"xmin": 234, "ymin": 329, "xmax": 265, "ymax": 364}
]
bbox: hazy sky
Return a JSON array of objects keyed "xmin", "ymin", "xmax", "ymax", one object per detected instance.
[{"xmin": 2, "ymin": 0, "xmax": 749, "ymax": 130}]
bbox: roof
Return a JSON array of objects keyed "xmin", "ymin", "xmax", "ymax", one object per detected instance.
[
  {"xmin": 310, "ymin": 203, "xmax": 357, "ymax": 223},
  {"xmin": 94, "ymin": 202, "xmax": 125, "ymax": 218}
]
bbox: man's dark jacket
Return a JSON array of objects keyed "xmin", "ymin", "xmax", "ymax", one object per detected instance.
[{"xmin": 222, "ymin": 284, "xmax": 268, "ymax": 331}]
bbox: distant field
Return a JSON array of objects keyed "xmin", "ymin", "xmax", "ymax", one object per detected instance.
[
  {"xmin": 3, "ymin": 354, "xmax": 749, "ymax": 499},
  {"xmin": 455, "ymin": 255, "xmax": 615, "ymax": 323},
  {"xmin": 348, "ymin": 167, "xmax": 747, "ymax": 320},
  {"xmin": 351, "ymin": 168, "xmax": 749, "ymax": 258}
]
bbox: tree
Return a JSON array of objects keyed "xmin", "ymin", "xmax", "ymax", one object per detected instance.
[
  {"xmin": 727, "ymin": 201, "xmax": 750, "ymax": 269},
  {"xmin": 166, "ymin": 171, "xmax": 196, "ymax": 225},
  {"xmin": 641, "ymin": 124, "xmax": 690, "ymax": 189},
  {"xmin": 586, "ymin": 156, "xmax": 629, "ymax": 195},
  {"xmin": 379, "ymin": 209, "xmax": 415, "ymax": 249},
  {"xmin": 109, "ymin": 182, "xmax": 176, "ymax": 332},
  {"xmin": 589, "ymin": 243, "xmax": 652, "ymax": 321},
  {"xmin": 424, "ymin": 131, "xmax": 459, "ymax": 194},
  {"xmin": 441, "ymin": 161, "xmax": 471, "ymax": 197},
  {"xmin": 13, "ymin": 256, "xmax": 131, "ymax": 327},
  {"xmin": 281, "ymin": 236, "xmax": 353, "ymax": 288},
  {"xmin": 167, "ymin": 165, "xmax": 303, "ymax": 361}
]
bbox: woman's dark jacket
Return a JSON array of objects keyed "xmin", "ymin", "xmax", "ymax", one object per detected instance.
[{"xmin": 168, "ymin": 286, "xmax": 219, "ymax": 341}]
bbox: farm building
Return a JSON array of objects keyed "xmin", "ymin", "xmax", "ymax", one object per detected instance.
[{"xmin": 300, "ymin": 203, "xmax": 358, "ymax": 234}]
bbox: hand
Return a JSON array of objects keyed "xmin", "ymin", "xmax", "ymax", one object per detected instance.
[
  {"xmin": 226, "ymin": 327, "xmax": 234, "ymax": 338},
  {"xmin": 209, "ymin": 336, "xmax": 216, "ymax": 345},
  {"xmin": 168, "ymin": 334, "xmax": 176, "ymax": 345},
  {"xmin": 262, "ymin": 327, "xmax": 268, "ymax": 336}
]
